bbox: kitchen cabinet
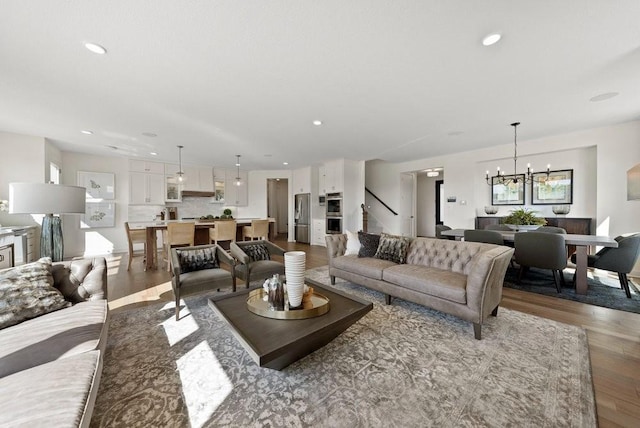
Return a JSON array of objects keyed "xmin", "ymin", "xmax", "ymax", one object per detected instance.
[
  {"xmin": 129, "ymin": 159, "xmax": 164, "ymax": 174},
  {"xmin": 0, "ymin": 243, "xmax": 14, "ymax": 269},
  {"xmin": 318, "ymin": 165, "xmax": 326, "ymax": 196},
  {"xmin": 293, "ymin": 167, "xmax": 311, "ymax": 194},
  {"xmin": 224, "ymin": 169, "xmax": 248, "ymax": 206},
  {"xmin": 182, "ymin": 166, "xmax": 214, "ymax": 192},
  {"xmin": 312, "ymin": 219, "xmax": 326, "ymax": 247},
  {"xmin": 129, "ymin": 172, "xmax": 165, "ymax": 205},
  {"xmin": 323, "ymin": 159, "xmax": 344, "ymax": 193}
]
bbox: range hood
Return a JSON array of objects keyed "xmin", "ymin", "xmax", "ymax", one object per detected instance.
[{"xmin": 181, "ymin": 190, "xmax": 216, "ymax": 197}]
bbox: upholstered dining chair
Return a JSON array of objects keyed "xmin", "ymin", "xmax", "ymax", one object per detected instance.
[
  {"xmin": 485, "ymin": 224, "xmax": 513, "ymax": 231},
  {"xmin": 242, "ymin": 219, "xmax": 270, "ymax": 241},
  {"xmin": 570, "ymin": 233, "xmax": 640, "ymax": 298},
  {"xmin": 210, "ymin": 220, "xmax": 237, "ymax": 246},
  {"xmin": 164, "ymin": 222, "xmax": 195, "ymax": 272},
  {"xmin": 435, "ymin": 224, "xmax": 453, "ymax": 240},
  {"xmin": 464, "ymin": 229, "xmax": 504, "ymax": 245},
  {"xmin": 171, "ymin": 244, "xmax": 236, "ymax": 320},
  {"xmin": 230, "ymin": 240, "xmax": 286, "ymax": 287},
  {"xmin": 514, "ymin": 232, "xmax": 567, "ymax": 293},
  {"xmin": 125, "ymin": 222, "xmax": 146, "ymax": 271},
  {"xmin": 536, "ymin": 226, "xmax": 567, "ymax": 234}
]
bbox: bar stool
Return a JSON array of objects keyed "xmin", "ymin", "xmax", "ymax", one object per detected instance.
[
  {"xmin": 210, "ymin": 220, "xmax": 237, "ymax": 247},
  {"xmin": 163, "ymin": 222, "xmax": 195, "ymax": 272},
  {"xmin": 125, "ymin": 222, "xmax": 146, "ymax": 271},
  {"xmin": 242, "ymin": 219, "xmax": 269, "ymax": 241}
]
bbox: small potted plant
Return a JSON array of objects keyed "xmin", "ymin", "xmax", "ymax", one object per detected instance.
[
  {"xmin": 221, "ymin": 208, "xmax": 233, "ymax": 219},
  {"xmin": 502, "ymin": 207, "xmax": 547, "ymax": 231}
]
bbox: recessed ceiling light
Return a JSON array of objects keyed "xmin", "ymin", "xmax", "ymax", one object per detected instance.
[
  {"xmin": 84, "ymin": 42, "xmax": 107, "ymax": 55},
  {"xmin": 482, "ymin": 33, "xmax": 501, "ymax": 46},
  {"xmin": 283, "ymin": 162, "xmax": 289, "ymax": 165},
  {"xmin": 150, "ymin": 152, "xmax": 158, "ymax": 156},
  {"xmin": 142, "ymin": 132, "xmax": 157, "ymax": 137},
  {"xmin": 589, "ymin": 92, "xmax": 619, "ymax": 102},
  {"xmin": 81, "ymin": 130, "xmax": 93, "ymax": 135},
  {"xmin": 426, "ymin": 171, "xmax": 440, "ymax": 177},
  {"xmin": 313, "ymin": 120, "xmax": 323, "ymax": 126}
]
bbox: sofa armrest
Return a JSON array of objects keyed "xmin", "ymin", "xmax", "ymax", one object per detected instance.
[
  {"xmin": 465, "ymin": 246, "xmax": 514, "ymax": 312},
  {"xmin": 325, "ymin": 234, "xmax": 347, "ymax": 263},
  {"xmin": 52, "ymin": 257, "xmax": 107, "ymax": 303}
]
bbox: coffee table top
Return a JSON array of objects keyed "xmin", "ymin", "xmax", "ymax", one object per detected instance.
[{"xmin": 208, "ymin": 278, "xmax": 373, "ymax": 370}]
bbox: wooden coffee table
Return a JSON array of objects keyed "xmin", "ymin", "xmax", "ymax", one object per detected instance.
[{"xmin": 208, "ymin": 279, "xmax": 373, "ymax": 370}]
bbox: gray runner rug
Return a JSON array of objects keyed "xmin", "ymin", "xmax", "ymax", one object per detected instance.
[{"xmin": 91, "ymin": 266, "xmax": 596, "ymax": 427}]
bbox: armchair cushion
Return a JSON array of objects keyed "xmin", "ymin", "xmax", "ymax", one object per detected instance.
[
  {"xmin": 175, "ymin": 247, "xmax": 219, "ymax": 273},
  {"xmin": 374, "ymin": 233, "xmax": 410, "ymax": 264},
  {"xmin": 243, "ymin": 244, "xmax": 271, "ymax": 262}
]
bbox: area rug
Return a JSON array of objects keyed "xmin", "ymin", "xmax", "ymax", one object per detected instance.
[
  {"xmin": 504, "ymin": 266, "xmax": 640, "ymax": 313},
  {"xmin": 91, "ymin": 267, "xmax": 596, "ymax": 427}
]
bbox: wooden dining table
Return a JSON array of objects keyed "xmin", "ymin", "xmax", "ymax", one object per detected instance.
[
  {"xmin": 440, "ymin": 229, "xmax": 618, "ymax": 295},
  {"xmin": 130, "ymin": 218, "xmax": 276, "ymax": 270}
]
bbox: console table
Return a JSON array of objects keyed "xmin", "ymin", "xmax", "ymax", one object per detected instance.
[{"xmin": 475, "ymin": 216, "xmax": 592, "ymax": 235}]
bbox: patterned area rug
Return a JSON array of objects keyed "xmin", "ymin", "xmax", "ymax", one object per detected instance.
[
  {"xmin": 504, "ymin": 266, "xmax": 640, "ymax": 313},
  {"xmin": 91, "ymin": 266, "xmax": 596, "ymax": 427}
]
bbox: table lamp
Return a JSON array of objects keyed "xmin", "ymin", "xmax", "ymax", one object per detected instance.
[{"xmin": 9, "ymin": 182, "xmax": 86, "ymax": 262}]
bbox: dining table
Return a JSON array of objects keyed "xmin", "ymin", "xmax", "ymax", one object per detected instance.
[
  {"xmin": 129, "ymin": 218, "xmax": 276, "ymax": 270},
  {"xmin": 440, "ymin": 229, "xmax": 618, "ymax": 295}
]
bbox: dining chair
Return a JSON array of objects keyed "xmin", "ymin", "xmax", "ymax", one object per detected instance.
[
  {"xmin": 536, "ymin": 226, "xmax": 567, "ymax": 234},
  {"xmin": 242, "ymin": 219, "xmax": 270, "ymax": 241},
  {"xmin": 230, "ymin": 240, "xmax": 286, "ymax": 287},
  {"xmin": 210, "ymin": 220, "xmax": 237, "ymax": 246},
  {"xmin": 464, "ymin": 229, "xmax": 504, "ymax": 245},
  {"xmin": 125, "ymin": 222, "xmax": 146, "ymax": 271},
  {"xmin": 485, "ymin": 224, "xmax": 513, "ymax": 231},
  {"xmin": 171, "ymin": 244, "xmax": 236, "ymax": 320},
  {"xmin": 514, "ymin": 232, "xmax": 567, "ymax": 293},
  {"xmin": 435, "ymin": 224, "xmax": 453, "ymax": 240},
  {"xmin": 570, "ymin": 233, "xmax": 640, "ymax": 298},
  {"xmin": 164, "ymin": 222, "xmax": 195, "ymax": 272}
]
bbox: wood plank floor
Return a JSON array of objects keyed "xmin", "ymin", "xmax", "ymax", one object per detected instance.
[{"xmin": 106, "ymin": 238, "xmax": 640, "ymax": 427}]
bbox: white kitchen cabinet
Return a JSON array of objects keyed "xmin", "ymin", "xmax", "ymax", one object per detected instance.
[
  {"xmin": 129, "ymin": 159, "xmax": 164, "ymax": 174},
  {"xmin": 224, "ymin": 169, "xmax": 248, "ymax": 206},
  {"xmin": 129, "ymin": 172, "xmax": 165, "ymax": 205},
  {"xmin": 165, "ymin": 176, "xmax": 181, "ymax": 202},
  {"xmin": 312, "ymin": 219, "xmax": 326, "ymax": 246},
  {"xmin": 292, "ymin": 167, "xmax": 311, "ymax": 194},
  {"xmin": 318, "ymin": 165, "xmax": 326, "ymax": 196},
  {"xmin": 323, "ymin": 159, "xmax": 344, "ymax": 193},
  {"xmin": 0, "ymin": 243, "xmax": 14, "ymax": 269}
]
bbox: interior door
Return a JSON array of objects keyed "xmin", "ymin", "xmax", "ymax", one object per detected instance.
[{"xmin": 400, "ymin": 172, "xmax": 415, "ymax": 237}]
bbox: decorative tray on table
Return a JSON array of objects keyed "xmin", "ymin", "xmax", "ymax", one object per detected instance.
[{"xmin": 246, "ymin": 287, "xmax": 330, "ymax": 320}]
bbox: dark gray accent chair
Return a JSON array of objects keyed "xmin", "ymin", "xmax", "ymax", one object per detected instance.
[
  {"xmin": 171, "ymin": 244, "xmax": 236, "ymax": 320},
  {"xmin": 464, "ymin": 229, "xmax": 504, "ymax": 245},
  {"xmin": 536, "ymin": 226, "xmax": 567, "ymax": 234},
  {"xmin": 231, "ymin": 240, "xmax": 286, "ymax": 286},
  {"xmin": 514, "ymin": 232, "xmax": 567, "ymax": 292},
  {"xmin": 435, "ymin": 224, "xmax": 453, "ymax": 239},
  {"xmin": 485, "ymin": 224, "xmax": 512, "ymax": 231},
  {"xmin": 570, "ymin": 233, "xmax": 640, "ymax": 298}
]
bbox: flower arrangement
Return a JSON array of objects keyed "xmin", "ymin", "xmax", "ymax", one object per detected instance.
[
  {"xmin": 0, "ymin": 200, "xmax": 8, "ymax": 212},
  {"xmin": 502, "ymin": 207, "xmax": 547, "ymax": 226}
]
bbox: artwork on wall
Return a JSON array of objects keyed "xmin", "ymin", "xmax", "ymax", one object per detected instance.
[
  {"xmin": 82, "ymin": 202, "xmax": 115, "ymax": 228},
  {"xmin": 627, "ymin": 164, "xmax": 640, "ymax": 201},
  {"xmin": 77, "ymin": 171, "xmax": 115, "ymax": 200},
  {"xmin": 491, "ymin": 174, "xmax": 525, "ymax": 205},
  {"xmin": 532, "ymin": 169, "xmax": 573, "ymax": 205}
]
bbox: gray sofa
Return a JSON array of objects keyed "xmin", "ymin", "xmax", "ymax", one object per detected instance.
[
  {"xmin": 0, "ymin": 257, "xmax": 109, "ymax": 427},
  {"xmin": 325, "ymin": 234, "xmax": 514, "ymax": 339}
]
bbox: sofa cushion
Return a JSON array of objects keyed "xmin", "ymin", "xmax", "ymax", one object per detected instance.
[
  {"xmin": 0, "ymin": 257, "xmax": 70, "ymax": 330},
  {"xmin": 383, "ymin": 264, "xmax": 467, "ymax": 304},
  {"xmin": 0, "ymin": 299, "xmax": 108, "ymax": 378},
  {"xmin": 374, "ymin": 233, "xmax": 410, "ymax": 264},
  {"xmin": 358, "ymin": 232, "xmax": 380, "ymax": 258},
  {"xmin": 332, "ymin": 255, "xmax": 398, "ymax": 280},
  {"xmin": 243, "ymin": 243, "xmax": 271, "ymax": 262},
  {"xmin": 176, "ymin": 247, "xmax": 219, "ymax": 273},
  {"xmin": 0, "ymin": 350, "xmax": 101, "ymax": 428}
]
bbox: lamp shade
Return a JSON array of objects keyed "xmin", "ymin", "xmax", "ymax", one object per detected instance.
[{"xmin": 9, "ymin": 183, "xmax": 86, "ymax": 214}]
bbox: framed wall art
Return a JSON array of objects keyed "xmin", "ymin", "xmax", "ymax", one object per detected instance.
[
  {"xmin": 491, "ymin": 174, "xmax": 525, "ymax": 205},
  {"xmin": 82, "ymin": 202, "xmax": 115, "ymax": 228},
  {"xmin": 532, "ymin": 169, "xmax": 573, "ymax": 205},
  {"xmin": 77, "ymin": 171, "xmax": 115, "ymax": 200}
]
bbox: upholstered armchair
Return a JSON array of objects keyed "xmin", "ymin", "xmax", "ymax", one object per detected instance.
[
  {"xmin": 171, "ymin": 244, "xmax": 236, "ymax": 320},
  {"xmin": 230, "ymin": 240, "xmax": 286, "ymax": 287}
]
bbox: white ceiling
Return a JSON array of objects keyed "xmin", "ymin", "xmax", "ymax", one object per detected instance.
[{"xmin": 1, "ymin": 1, "xmax": 639, "ymax": 170}]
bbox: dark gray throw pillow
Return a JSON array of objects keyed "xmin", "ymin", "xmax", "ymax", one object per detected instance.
[
  {"xmin": 176, "ymin": 247, "xmax": 219, "ymax": 273},
  {"xmin": 243, "ymin": 244, "xmax": 271, "ymax": 262},
  {"xmin": 358, "ymin": 232, "xmax": 381, "ymax": 258},
  {"xmin": 374, "ymin": 233, "xmax": 410, "ymax": 264}
]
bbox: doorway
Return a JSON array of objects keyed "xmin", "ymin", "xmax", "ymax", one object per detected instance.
[
  {"xmin": 267, "ymin": 178, "xmax": 288, "ymax": 238},
  {"xmin": 415, "ymin": 169, "xmax": 444, "ymax": 237}
]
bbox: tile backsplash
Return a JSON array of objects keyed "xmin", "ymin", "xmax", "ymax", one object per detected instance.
[{"xmin": 128, "ymin": 197, "xmax": 236, "ymax": 222}]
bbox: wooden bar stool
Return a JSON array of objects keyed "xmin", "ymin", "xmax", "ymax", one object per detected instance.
[
  {"xmin": 164, "ymin": 222, "xmax": 195, "ymax": 272},
  {"xmin": 125, "ymin": 222, "xmax": 146, "ymax": 271},
  {"xmin": 242, "ymin": 219, "xmax": 269, "ymax": 241}
]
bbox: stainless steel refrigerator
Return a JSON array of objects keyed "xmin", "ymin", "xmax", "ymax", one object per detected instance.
[{"xmin": 294, "ymin": 193, "xmax": 310, "ymax": 243}]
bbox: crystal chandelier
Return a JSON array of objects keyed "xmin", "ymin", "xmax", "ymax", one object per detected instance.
[{"xmin": 485, "ymin": 122, "xmax": 549, "ymax": 185}]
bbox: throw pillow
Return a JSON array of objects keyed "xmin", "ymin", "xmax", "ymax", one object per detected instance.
[
  {"xmin": 0, "ymin": 257, "xmax": 70, "ymax": 330},
  {"xmin": 345, "ymin": 230, "xmax": 361, "ymax": 256},
  {"xmin": 358, "ymin": 232, "xmax": 381, "ymax": 258},
  {"xmin": 176, "ymin": 247, "xmax": 219, "ymax": 273},
  {"xmin": 243, "ymin": 244, "xmax": 271, "ymax": 262},
  {"xmin": 374, "ymin": 233, "xmax": 411, "ymax": 264}
]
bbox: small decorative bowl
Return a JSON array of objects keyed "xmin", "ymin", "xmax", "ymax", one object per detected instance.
[
  {"xmin": 552, "ymin": 205, "xmax": 571, "ymax": 215},
  {"xmin": 484, "ymin": 206, "xmax": 499, "ymax": 215}
]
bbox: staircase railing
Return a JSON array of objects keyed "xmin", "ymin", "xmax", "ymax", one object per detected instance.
[{"xmin": 365, "ymin": 187, "xmax": 398, "ymax": 216}]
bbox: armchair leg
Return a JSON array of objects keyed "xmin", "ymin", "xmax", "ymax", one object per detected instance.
[
  {"xmin": 473, "ymin": 323, "xmax": 482, "ymax": 340},
  {"xmin": 551, "ymin": 270, "xmax": 561, "ymax": 293},
  {"xmin": 175, "ymin": 289, "xmax": 180, "ymax": 321},
  {"xmin": 619, "ymin": 273, "xmax": 632, "ymax": 298},
  {"xmin": 330, "ymin": 275, "xmax": 336, "ymax": 285},
  {"xmin": 491, "ymin": 306, "xmax": 499, "ymax": 317},
  {"xmin": 559, "ymin": 269, "xmax": 567, "ymax": 290},
  {"xmin": 232, "ymin": 275, "xmax": 237, "ymax": 293}
]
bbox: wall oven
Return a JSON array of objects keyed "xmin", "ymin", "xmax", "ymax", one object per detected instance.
[
  {"xmin": 326, "ymin": 192, "xmax": 342, "ymax": 217},
  {"xmin": 326, "ymin": 217, "xmax": 343, "ymax": 234}
]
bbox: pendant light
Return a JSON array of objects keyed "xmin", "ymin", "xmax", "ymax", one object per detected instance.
[
  {"xmin": 175, "ymin": 145, "xmax": 186, "ymax": 183},
  {"xmin": 235, "ymin": 155, "xmax": 242, "ymax": 186}
]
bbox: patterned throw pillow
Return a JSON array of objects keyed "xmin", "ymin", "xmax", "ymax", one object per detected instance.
[
  {"xmin": 0, "ymin": 257, "xmax": 70, "ymax": 330},
  {"xmin": 243, "ymin": 244, "xmax": 271, "ymax": 262},
  {"xmin": 176, "ymin": 247, "xmax": 219, "ymax": 273},
  {"xmin": 358, "ymin": 232, "xmax": 381, "ymax": 258},
  {"xmin": 374, "ymin": 233, "xmax": 411, "ymax": 264}
]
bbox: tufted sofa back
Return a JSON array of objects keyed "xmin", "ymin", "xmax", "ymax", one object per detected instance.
[
  {"xmin": 51, "ymin": 257, "xmax": 108, "ymax": 303},
  {"xmin": 406, "ymin": 237, "xmax": 496, "ymax": 275}
]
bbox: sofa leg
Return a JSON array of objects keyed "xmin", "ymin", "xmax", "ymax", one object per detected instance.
[
  {"xmin": 330, "ymin": 275, "xmax": 336, "ymax": 285},
  {"xmin": 385, "ymin": 294, "xmax": 392, "ymax": 305},
  {"xmin": 473, "ymin": 323, "xmax": 482, "ymax": 340},
  {"xmin": 491, "ymin": 306, "xmax": 499, "ymax": 317}
]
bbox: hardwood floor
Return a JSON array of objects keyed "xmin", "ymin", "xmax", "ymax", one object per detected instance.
[{"xmin": 108, "ymin": 239, "xmax": 640, "ymax": 427}]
